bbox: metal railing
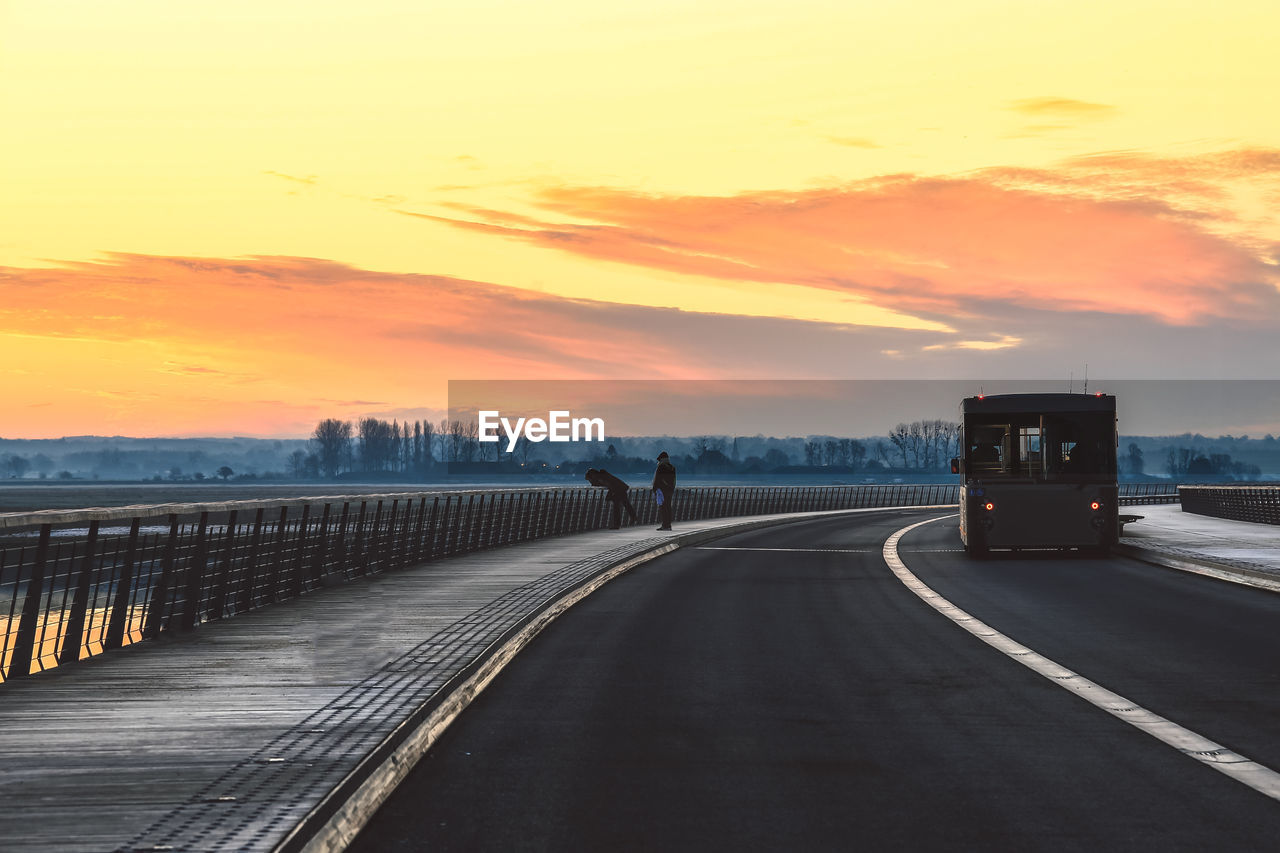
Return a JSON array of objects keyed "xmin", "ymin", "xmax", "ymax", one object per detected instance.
[
  {"xmin": 1117, "ymin": 482, "xmax": 1180, "ymax": 505},
  {"xmin": 0, "ymin": 483, "xmax": 961, "ymax": 681},
  {"xmin": 1179, "ymin": 485, "xmax": 1280, "ymax": 525}
]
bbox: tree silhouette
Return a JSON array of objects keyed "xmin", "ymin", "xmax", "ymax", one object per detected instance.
[{"xmin": 312, "ymin": 419, "xmax": 352, "ymax": 478}]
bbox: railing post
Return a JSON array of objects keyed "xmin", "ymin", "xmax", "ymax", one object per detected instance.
[
  {"xmin": 379, "ymin": 500, "xmax": 396, "ymax": 571},
  {"xmin": 478, "ymin": 494, "xmax": 495, "ymax": 547},
  {"xmin": 209, "ymin": 510, "xmax": 238, "ymax": 620},
  {"xmin": 536, "ymin": 491, "xmax": 550, "ymax": 538},
  {"xmin": 547, "ymin": 491, "xmax": 558, "ymax": 536},
  {"xmin": 449, "ymin": 496, "xmax": 465, "ymax": 555},
  {"xmin": 334, "ymin": 501, "xmax": 352, "ymax": 573},
  {"xmin": 527, "ymin": 492, "xmax": 541, "ymax": 538},
  {"xmin": 426, "ymin": 497, "xmax": 441, "ymax": 560},
  {"xmin": 180, "ymin": 512, "xmax": 210, "ymax": 631},
  {"xmin": 311, "ymin": 504, "xmax": 332, "ymax": 582},
  {"xmin": 387, "ymin": 499, "xmax": 405, "ymax": 568},
  {"xmin": 352, "ymin": 501, "xmax": 371, "ymax": 574},
  {"xmin": 437, "ymin": 496, "xmax": 454, "ymax": 556},
  {"xmin": 412, "ymin": 497, "xmax": 428, "ymax": 562},
  {"xmin": 238, "ymin": 507, "xmax": 267, "ymax": 612},
  {"xmin": 364, "ymin": 501, "xmax": 383, "ymax": 573},
  {"xmin": 450, "ymin": 493, "xmax": 463, "ymax": 550},
  {"xmin": 539, "ymin": 491, "xmax": 552, "ymax": 538},
  {"xmin": 498, "ymin": 495, "xmax": 514, "ymax": 545},
  {"xmin": 460, "ymin": 495, "xmax": 477, "ymax": 554},
  {"xmin": 290, "ymin": 503, "xmax": 312, "ymax": 595},
  {"xmin": 464, "ymin": 494, "xmax": 481, "ymax": 551},
  {"xmin": 8, "ymin": 524, "xmax": 53, "ymax": 678},
  {"xmin": 493, "ymin": 494, "xmax": 509, "ymax": 546},
  {"xmin": 104, "ymin": 518, "xmax": 142, "ymax": 650},
  {"xmin": 393, "ymin": 498, "xmax": 409, "ymax": 565},
  {"xmin": 143, "ymin": 515, "xmax": 182, "ymax": 640},
  {"xmin": 482, "ymin": 492, "xmax": 496, "ymax": 545},
  {"xmin": 265, "ymin": 506, "xmax": 290, "ymax": 601},
  {"xmin": 58, "ymin": 520, "xmax": 101, "ymax": 666}
]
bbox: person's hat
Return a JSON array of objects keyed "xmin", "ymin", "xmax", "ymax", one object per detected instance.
[{"xmin": 657, "ymin": 451, "xmax": 669, "ymax": 460}]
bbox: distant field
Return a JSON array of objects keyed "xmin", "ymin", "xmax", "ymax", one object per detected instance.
[
  {"xmin": 0, "ymin": 482, "xmax": 485, "ymax": 513},
  {"xmin": 0, "ymin": 473, "xmax": 958, "ymax": 514}
]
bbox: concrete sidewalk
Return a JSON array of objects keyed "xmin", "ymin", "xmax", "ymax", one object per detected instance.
[
  {"xmin": 0, "ymin": 507, "xmax": 910, "ymax": 853},
  {"xmin": 1119, "ymin": 502, "xmax": 1280, "ymax": 593}
]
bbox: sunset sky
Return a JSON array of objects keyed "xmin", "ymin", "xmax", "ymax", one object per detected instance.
[{"xmin": 3, "ymin": 1, "xmax": 1279, "ymax": 438}]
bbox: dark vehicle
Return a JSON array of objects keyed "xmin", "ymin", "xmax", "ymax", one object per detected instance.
[{"xmin": 951, "ymin": 393, "xmax": 1118, "ymax": 556}]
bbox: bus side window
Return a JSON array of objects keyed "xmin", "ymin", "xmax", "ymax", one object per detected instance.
[
  {"xmin": 1017, "ymin": 426, "xmax": 1041, "ymax": 476},
  {"xmin": 968, "ymin": 425, "xmax": 1005, "ymax": 475}
]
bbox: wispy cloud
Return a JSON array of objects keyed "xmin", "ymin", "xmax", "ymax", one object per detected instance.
[
  {"xmin": 1003, "ymin": 97, "xmax": 1118, "ymax": 138},
  {"xmin": 263, "ymin": 170, "xmax": 319, "ymax": 186},
  {"xmin": 1008, "ymin": 97, "xmax": 1117, "ymax": 117},
  {"xmin": 827, "ymin": 136, "xmax": 881, "ymax": 149},
  {"xmin": 161, "ymin": 363, "xmax": 226, "ymax": 376}
]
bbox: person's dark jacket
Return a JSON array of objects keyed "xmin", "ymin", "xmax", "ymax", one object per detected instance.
[
  {"xmin": 596, "ymin": 468, "xmax": 629, "ymax": 493},
  {"xmin": 585, "ymin": 468, "xmax": 629, "ymax": 497},
  {"xmin": 652, "ymin": 460, "xmax": 676, "ymax": 496}
]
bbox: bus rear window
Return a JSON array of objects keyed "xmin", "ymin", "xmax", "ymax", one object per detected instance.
[{"xmin": 965, "ymin": 413, "xmax": 1113, "ymax": 479}]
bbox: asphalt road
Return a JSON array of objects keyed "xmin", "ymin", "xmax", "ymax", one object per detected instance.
[{"xmin": 350, "ymin": 509, "xmax": 1280, "ymax": 851}]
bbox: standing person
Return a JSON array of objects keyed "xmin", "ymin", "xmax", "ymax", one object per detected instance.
[
  {"xmin": 585, "ymin": 468, "xmax": 637, "ymax": 529},
  {"xmin": 652, "ymin": 451, "xmax": 676, "ymax": 531}
]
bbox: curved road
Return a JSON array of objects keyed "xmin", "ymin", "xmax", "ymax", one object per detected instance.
[{"xmin": 351, "ymin": 509, "xmax": 1280, "ymax": 851}]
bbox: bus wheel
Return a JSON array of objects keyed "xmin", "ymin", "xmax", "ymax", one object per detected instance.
[{"xmin": 965, "ymin": 542, "xmax": 988, "ymax": 559}]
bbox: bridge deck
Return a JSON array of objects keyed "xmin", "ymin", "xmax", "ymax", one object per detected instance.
[
  {"xmin": 0, "ymin": 504, "xmax": 1274, "ymax": 852},
  {"xmin": 0, "ymin": 511, "xmax": 863, "ymax": 853}
]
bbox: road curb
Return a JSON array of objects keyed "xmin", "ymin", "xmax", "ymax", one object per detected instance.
[
  {"xmin": 1114, "ymin": 543, "xmax": 1280, "ymax": 595},
  {"xmin": 280, "ymin": 504, "xmax": 950, "ymax": 853}
]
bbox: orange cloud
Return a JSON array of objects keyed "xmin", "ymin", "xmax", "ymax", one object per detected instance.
[
  {"xmin": 5, "ymin": 250, "xmax": 1280, "ymax": 438},
  {"xmin": 422, "ymin": 155, "xmax": 1280, "ymax": 327},
  {"xmin": 0, "ymin": 254, "xmax": 954, "ymax": 436}
]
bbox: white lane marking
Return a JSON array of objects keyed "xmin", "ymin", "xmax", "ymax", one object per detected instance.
[
  {"xmin": 884, "ymin": 515, "xmax": 1280, "ymax": 802},
  {"xmin": 694, "ymin": 546, "xmax": 874, "ymax": 553}
]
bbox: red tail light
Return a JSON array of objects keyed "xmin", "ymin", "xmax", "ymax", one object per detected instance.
[
  {"xmin": 1090, "ymin": 500, "xmax": 1101, "ymax": 511},
  {"xmin": 984, "ymin": 502, "xmax": 995, "ymax": 511}
]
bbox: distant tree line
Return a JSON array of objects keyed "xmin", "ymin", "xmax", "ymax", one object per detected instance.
[
  {"xmin": 884, "ymin": 420, "xmax": 962, "ymax": 471},
  {"xmin": 1163, "ymin": 447, "xmax": 1261, "ymax": 480},
  {"xmin": 256, "ymin": 416, "xmax": 959, "ymax": 479},
  {"xmin": 309, "ymin": 417, "xmax": 510, "ymax": 479}
]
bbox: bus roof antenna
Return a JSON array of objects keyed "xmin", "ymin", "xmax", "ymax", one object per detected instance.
[{"xmin": 1083, "ymin": 364, "xmax": 1088, "ymax": 395}]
